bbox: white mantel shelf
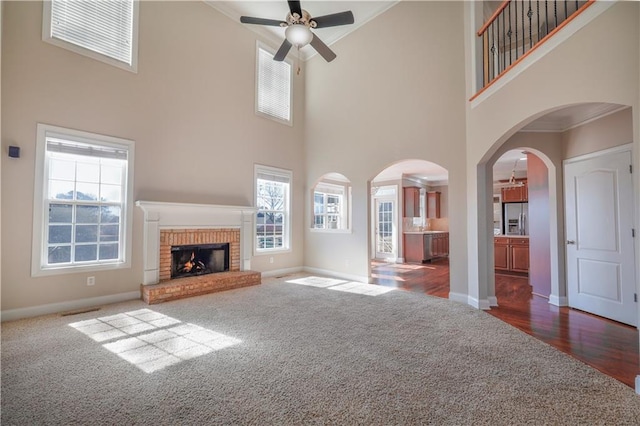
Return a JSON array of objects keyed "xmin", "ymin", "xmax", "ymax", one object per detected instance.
[{"xmin": 136, "ymin": 201, "xmax": 256, "ymax": 285}]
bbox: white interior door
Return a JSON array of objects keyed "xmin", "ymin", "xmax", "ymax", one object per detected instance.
[
  {"xmin": 564, "ymin": 148, "xmax": 636, "ymax": 326},
  {"xmin": 375, "ymin": 198, "xmax": 396, "ymax": 259}
]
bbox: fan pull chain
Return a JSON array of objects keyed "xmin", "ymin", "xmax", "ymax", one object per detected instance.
[{"xmin": 296, "ymin": 46, "xmax": 301, "ymax": 75}]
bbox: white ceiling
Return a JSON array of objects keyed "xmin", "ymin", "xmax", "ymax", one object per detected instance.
[{"xmin": 206, "ymin": 1, "xmax": 399, "ymax": 60}]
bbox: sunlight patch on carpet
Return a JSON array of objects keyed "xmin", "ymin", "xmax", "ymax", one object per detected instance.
[
  {"xmin": 286, "ymin": 276, "xmax": 396, "ymax": 296},
  {"xmin": 286, "ymin": 277, "xmax": 348, "ymax": 288},
  {"xmin": 328, "ymin": 282, "xmax": 395, "ymax": 296},
  {"xmin": 69, "ymin": 309, "xmax": 241, "ymax": 373}
]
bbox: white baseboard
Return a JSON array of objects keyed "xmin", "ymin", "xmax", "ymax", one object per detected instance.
[
  {"xmin": 548, "ymin": 294, "xmax": 568, "ymax": 307},
  {"xmin": 448, "ymin": 292, "xmax": 469, "ymax": 305},
  {"xmin": 1, "ymin": 291, "xmax": 141, "ymax": 322},
  {"xmin": 636, "ymin": 375, "xmax": 640, "ymax": 395},
  {"xmin": 302, "ymin": 266, "xmax": 369, "ymax": 284},
  {"xmin": 260, "ymin": 266, "xmax": 304, "ymax": 278},
  {"xmin": 488, "ymin": 296, "xmax": 498, "ymax": 307},
  {"xmin": 467, "ymin": 296, "xmax": 491, "ymax": 310}
]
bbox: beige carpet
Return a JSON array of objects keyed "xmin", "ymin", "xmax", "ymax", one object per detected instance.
[{"xmin": 2, "ymin": 273, "xmax": 640, "ymax": 425}]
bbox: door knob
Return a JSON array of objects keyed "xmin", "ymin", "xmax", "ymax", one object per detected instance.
[{"xmin": 567, "ymin": 240, "xmax": 576, "ymax": 245}]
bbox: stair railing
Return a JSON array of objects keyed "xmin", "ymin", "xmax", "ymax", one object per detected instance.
[{"xmin": 476, "ymin": 0, "xmax": 593, "ymax": 93}]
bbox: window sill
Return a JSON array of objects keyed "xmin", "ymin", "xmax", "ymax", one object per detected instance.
[
  {"xmin": 32, "ymin": 260, "xmax": 130, "ymax": 278},
  {"xmin": 310, "ymin": 228, "xmax": 352, "ymax": 234}
]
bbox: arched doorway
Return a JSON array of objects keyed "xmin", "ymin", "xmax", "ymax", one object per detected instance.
[{"xmin": 368, "ymin": 159, "xmax": 450, "ymax": 297}]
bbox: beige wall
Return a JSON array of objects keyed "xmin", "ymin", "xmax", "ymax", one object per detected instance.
[
  {"xmin": 465, "ymin": 1, "xmax": 640, "ymax": 307},
  {"xmin": 1, "ymin": 1, "xmax": 305, "ymax": 312},
  {"xmin": 303, "ymin": 1, "xmax": 468, "ymax": 292},
  {"xmin": 563, "ymin": 108, "xmax": 633, "ymax": 159}
]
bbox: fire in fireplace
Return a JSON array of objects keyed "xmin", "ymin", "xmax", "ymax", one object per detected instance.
[{"xmin": 170, "ymin": 243, "xmax": 229, "ymax": 279}]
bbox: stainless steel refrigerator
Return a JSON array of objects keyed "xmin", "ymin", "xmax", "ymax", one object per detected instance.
[{"xmin": 503, "ymin": 202, "xmax": 528, "ymax": 235}]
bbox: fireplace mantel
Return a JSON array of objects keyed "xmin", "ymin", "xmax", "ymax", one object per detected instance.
[{"xmin": 136, "ymin": 201, "xmax": 256, "ymax": 285}]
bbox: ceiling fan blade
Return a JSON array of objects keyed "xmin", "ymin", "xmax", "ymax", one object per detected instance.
[
  {"xmin": 240, "ymin": 16, "xmax": 286, "ymax": 26},
  {"xmin": 310, "ymin": 34, "xmax": 336, "ymax": 62},
  {"xmin": 311, "ymin": 11, "xmax": 354, "ymax": 28},
  {"xmin": 273, "ymin": 39, "xmax": 292, "ymax": 61},
  {"xmin": 288, "ymin": 1, "xmax": 302, "ymax": 17}
]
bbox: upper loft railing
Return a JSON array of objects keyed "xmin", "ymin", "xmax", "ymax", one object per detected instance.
[{"xmin": 476, "ymin": 0, "xmax": 593, "ymax": 93}]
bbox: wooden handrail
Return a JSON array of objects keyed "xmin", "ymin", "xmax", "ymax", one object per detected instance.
[{"xmin": 477, "ymin": 0, "xmax": 511, "ymax": 36}]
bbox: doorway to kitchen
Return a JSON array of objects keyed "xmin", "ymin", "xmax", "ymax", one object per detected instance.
[{"xmin": 369, "ymin": 159, "xmax": 450, "ymax": 295}]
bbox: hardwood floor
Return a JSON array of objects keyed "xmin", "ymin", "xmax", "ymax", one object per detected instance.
[{"xmin": 371, "ymin": 259, "xmax": 639, "ymax": 389}]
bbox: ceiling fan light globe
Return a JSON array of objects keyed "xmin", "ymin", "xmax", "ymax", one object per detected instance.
[{"xmin": 285, "ymin": 24, "xmax": 313, "ymax": 47}]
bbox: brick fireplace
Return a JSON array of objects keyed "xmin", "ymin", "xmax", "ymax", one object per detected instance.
[{"xmin": 136, "ymin": 201, "xmax": 261, "ymax": 304}]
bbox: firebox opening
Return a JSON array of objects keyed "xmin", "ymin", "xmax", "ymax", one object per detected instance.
[{"xmin": 171, "ymin": 243, "xmax": 230, "ymax": 279}]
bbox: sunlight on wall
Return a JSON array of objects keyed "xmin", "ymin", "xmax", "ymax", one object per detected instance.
[
  {"xmin": 69, "ymin": 309, "xmax": 241, "ymax": 373},
  {"xmin": 287, "ymin": 276, "xmax": 395, "ymax": 296}
]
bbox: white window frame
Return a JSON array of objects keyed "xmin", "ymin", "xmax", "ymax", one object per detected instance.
[
  {"xmin": 254, "ymin": 164, "xmax": 292, "ymax": 255},
  {"xmin": 255, "ymin": 41, "xmax": 293, "ymax": 126},
  {"xmin": 32, "ymin": 123, "xmax": 135, "ymax": 277},
  {"xmin": 42, "ymin": 0, "xmax": 139, "ymax": 73},
  {"xmin": 311, "ymin": 181, "xmax": 352, "ymax": 233}
]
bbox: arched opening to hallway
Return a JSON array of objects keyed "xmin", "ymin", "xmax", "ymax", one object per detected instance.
[
  {"xmin": 368, "ymin": 160, "xmax": 450, "ymax": 298},
  {"xmin": 479, "ymin": 103, "xmax": 638, "ymax": 388}
]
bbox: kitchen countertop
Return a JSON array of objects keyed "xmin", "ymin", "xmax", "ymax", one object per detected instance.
[
  {"xmin": 403, "ymin": 231, "xmax": 449, "ymax": 234},
  {"xmin": 494, "ymin": 235, "xmax": 529, "ymax": 238}
]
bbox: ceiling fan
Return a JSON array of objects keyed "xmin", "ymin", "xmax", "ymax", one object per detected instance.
[{"xmin": 240, "ymin": 0, "xmax": 354, "ymax": 62}]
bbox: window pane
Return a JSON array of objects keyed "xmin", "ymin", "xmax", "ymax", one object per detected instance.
[
  {"xmin": 100, "ymin": 224, "xmax": 119, "ymax": 242},
  {"xmin": 76, "ymin": 161, "xmax": 100, "ymax": 183},
  {"xmin": 49, "ymin": 180, "xmax": 75, "ymax": 200},
  {"xmin": 101, "ymin": 206, "xmax": 121, "ymax": 223},
  {"xmin": 99, "ymin": 243, "xmax": 119, "ymax": 260},
  {"xmin": 50, "ymin": 0, "xmax": 134, "ymax": 65},
  {"xmin": 257, "ymin": 47, "xmax": 291, "ymax": 122},
  {"xmin": 101, "ymin": 164, "xmax": 122, "ymax": 185},
  {"xmin": 76, "ymin": 225, "xmax": 98, "ymax": 242},
  {"xmin": 49, "ymin": 225, "xmax": 72, "ymax": 243},
  {"xmin": 75, "ymin": 244, "xmax": 97, "ymax": 262},
  {"xmin": 76, "ymin": 182, "xmax": 99, "ymax": 200},
  {"xmin": 48, "ymin": 245, "xmax": 71, "ymax": 264},
  {"xmin": 100, "ymin": 184, "xmax": 122, "ymax": 202},
  {"xmin": 49, "ymin": 158, "xmax": 76, "ymax": 181},
  {"xmin": 49, "ymin": 204, "xmax": 72, "ymax": 223},
  {"xmin": 76, "ymin": 205, "xmax": 100, "ymax": 223}
]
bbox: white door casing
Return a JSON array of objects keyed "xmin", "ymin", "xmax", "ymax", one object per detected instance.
[{"xmin": 564, "ymin": 147, "xmax": 637, "ymax": 326}]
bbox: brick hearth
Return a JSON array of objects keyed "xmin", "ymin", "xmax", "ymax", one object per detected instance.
[{"xmin": 141, "ymin": 270, "xmax": 261, "ymax": 304}]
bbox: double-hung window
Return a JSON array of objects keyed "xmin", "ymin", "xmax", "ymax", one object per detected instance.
[
  {"xmin": 256, "ymin": 43, "xmax": 292, "ymax": 125},
  {"xmin": 32, "ymin": 124, "xmax": 134, "ymax": 276},
  {"xmin": 314, "ymin": 183, "xmax": 346, "ymax": 230},
  {"xmin": 42, "ymin": 0, "xmax": 139, "ymax": 72},
  {"xmin": 255, "ymin": 165, "xmax": 292, "ymax": 253},
  {"xmin": 312, "ymin": 178, "xmax": 351, "ymax": 232}
]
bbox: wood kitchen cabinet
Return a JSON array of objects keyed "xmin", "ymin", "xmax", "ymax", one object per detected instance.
[
  {"xmin": 501, "ymin": 180, "xmax": 528, "ymax": 202},
  {"xmin": 426, "ymin": 191, "xmax": 441, "ymax": 218},
  {"xmin": 403, "ymin": 187, "xmax": 420, "ymax": 217},
  {"xmin": 404, "ymin": 232, "xmax": 449, "ymax": 263},
  {"xmin": 494, "ymin": 237, "xmax": 529, "ymax": 274},
  {"xmin": 430, "ymin": 232, "xmax": 449, "ymax": 257},
  {"xmin": 494, "ymin": 237, "xmax": 509, "ymax": 270}
]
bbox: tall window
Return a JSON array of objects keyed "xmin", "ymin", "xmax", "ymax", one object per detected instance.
[
  {"xmin": 32, "ymin": 124, "xmax": 134, "ymax": 276},
  {"xmin": 255, "ymin": 165, "xmax": 292, "ymax": 252},
  {"xmin": 42, "ymin": 0, "xmax": 139, "ymax": 72},
  {"xmin": 256, "ymin": 44, "xmax": 292, "ymax": 125}
]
